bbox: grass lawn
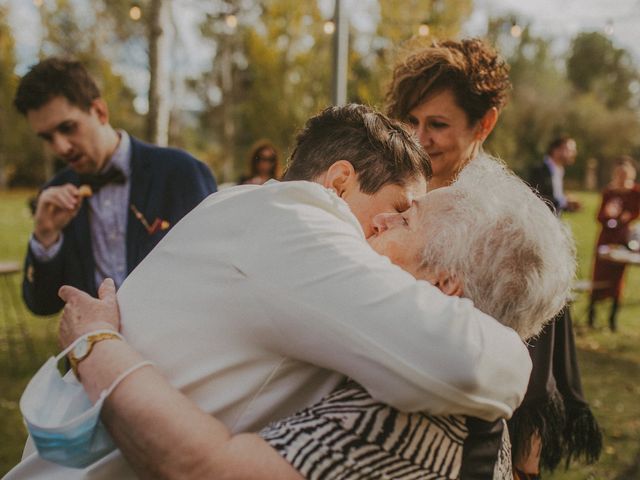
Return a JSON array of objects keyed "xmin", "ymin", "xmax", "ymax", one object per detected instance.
[
  {"xmin": 547, "ymin": 191, "xmax": 640, "ymax": 480},
  {"xmin": 0, "ymin": 189, "xmax": 58, "ymax": 475},
  {"xmin": 1, "ymin": 189, "xmax": 639, "ymax": 477}
]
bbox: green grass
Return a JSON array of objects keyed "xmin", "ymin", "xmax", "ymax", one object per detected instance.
[
  {"xmin": 0, "ymin": 189, "xmax": 58, "ymax": 476},
  {"xmin": 546, "ymin": 191, "xmax": 640, "ymax": 479},
  {"xmin": 1, "ymin": 189, "xmax": 639, "ymax": 477}
]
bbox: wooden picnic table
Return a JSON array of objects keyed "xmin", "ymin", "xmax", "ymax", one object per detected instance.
[{"xmin": 0, "ymin": 261, "xmax": 21, "ymax": 276}]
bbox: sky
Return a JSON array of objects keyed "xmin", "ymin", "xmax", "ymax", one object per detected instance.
[
  {"xmin": 7, "ymin": 0, "xmax": 640, "ymax": 109},
  {"xmin": 464, "ymin": 0, "xmax": 640, "ymax": 61}
]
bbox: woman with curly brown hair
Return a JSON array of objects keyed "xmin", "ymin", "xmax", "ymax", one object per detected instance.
[
  {"xmin": 385, "ymin": 38, "xmax": 601, "ymax": 479},
  {"xmin": 385, "ymin": 38, "xmax": 509, "ymax": 190}
]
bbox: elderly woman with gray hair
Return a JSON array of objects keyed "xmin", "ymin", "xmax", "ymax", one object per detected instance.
[{"xmin": 261, "ymin": 154, "xmax": 575, "ymax": 479}]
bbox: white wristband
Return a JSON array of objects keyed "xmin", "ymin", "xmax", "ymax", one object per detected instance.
[{"xmin": 98, "ymin": 360, "xmax": 155, "ymax": 401}]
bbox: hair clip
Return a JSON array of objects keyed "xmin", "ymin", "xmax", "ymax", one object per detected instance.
[{"xmin": 130, "ymin": 204, "xmax": 170, "ymax": 235}]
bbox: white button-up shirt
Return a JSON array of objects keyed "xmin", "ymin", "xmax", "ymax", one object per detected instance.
[{"xmin": 9, "ymin": 180, "xmax": 531, "ymax": 479}]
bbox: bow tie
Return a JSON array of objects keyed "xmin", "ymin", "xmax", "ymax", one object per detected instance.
[{"xmin": 79, "ymin": 168, "xmax": 126, "ymax": 193}]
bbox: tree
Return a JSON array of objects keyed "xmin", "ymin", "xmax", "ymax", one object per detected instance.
[
  {"xmin": 146, "ymin": 0, "xmax": 171, "ymax": 146},
  {"xmin": 485, "ymin": 20, "xmax": 573, "ymax": 173},
  {"xmin": 567, "ymin": 32, "xmax": 639, "ymax": 110},
  {"xmin": 0, "ymin": 3, "xmax": 19, "ymax": 188},
  {"xmin": 349, "ymin": 0, "xmax": 473, "ymax": 108},
  {"xmin": 484, "ymin": 18, "xmax": 640, "ymax": 187},
  {"xmin": 189, "ymin": 0, "xmax": 334, "ymax": 181}
]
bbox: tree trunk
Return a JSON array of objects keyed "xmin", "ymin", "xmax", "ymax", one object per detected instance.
[
  {"xmin": 219, "ymin": 37, "xmax": 236, "ymax": 182},
  {"xmin": 146, "ymin": 0, "xmax": 170, "ymax": 146}
]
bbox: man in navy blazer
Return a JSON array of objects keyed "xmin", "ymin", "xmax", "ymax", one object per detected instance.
[
  {"xmin": 528, "ymin": 135, "xmax": 581, "ymax": 214},
  {"xmin": 14, "ymin": 58, "xmax": 217, "ymax": 315}
]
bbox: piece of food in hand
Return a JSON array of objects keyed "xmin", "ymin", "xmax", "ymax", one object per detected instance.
[{"xmin": 77, "ymin": 185, "xmax": 93, "ymax": 198}]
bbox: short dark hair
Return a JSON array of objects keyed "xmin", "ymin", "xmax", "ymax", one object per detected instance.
[
  {"xmin": 283, "ymin": 104, "xmax": 431, "ymax": 194},
  {"xmin": 546, "ymin": 136, "xmax": 574, "ymax": 155},
  {"xmin": 14, "ymin": 57, "xmax": 101, "ymax": 115},
  {"xmin": 385, "ymin": 38, "xmax": 511, "ymax": 125}
]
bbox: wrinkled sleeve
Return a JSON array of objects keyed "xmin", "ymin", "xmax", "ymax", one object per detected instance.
[{"xmin": 240, "ymin": 192, "xmax": 532, "ymax": 421}]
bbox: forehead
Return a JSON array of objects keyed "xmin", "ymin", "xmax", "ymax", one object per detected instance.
[
  {"xmin": 26, "ymin": 96, "xmax": 87, "ymax": 133},
  {"xmin": 413, "ymin": 188, "xmax": 458, "ymax": 223},
  {"xmin": 374, "ymin": 177, "xmax": 427, "ymax": 206},
  {"xmin": 419, "ymin": 187, "xmax": 452, "ymax": 209},
  {"xmin": 618, "ymin": 163, "xmax": 636, "ymax": 174},
  {"xmin": 409, "ymin": 89, "xmax": 466, "ymax": 119},
  {"xmin": 393, "ymin": 176, "xmax": 428, "ymax": 198},
  {"xmin": 258, "ymin": 147, "xmax": 274, "ymax": 155}
]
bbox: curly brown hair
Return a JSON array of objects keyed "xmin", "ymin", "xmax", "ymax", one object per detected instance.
[{"xmin": 385, "ymin": 38, "xmax": 511, "ymax": 125}]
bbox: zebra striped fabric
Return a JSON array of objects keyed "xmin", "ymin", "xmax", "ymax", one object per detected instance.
[{"xmin": 260, "ymin": 381, "xmax": 511, "ymax": 479}]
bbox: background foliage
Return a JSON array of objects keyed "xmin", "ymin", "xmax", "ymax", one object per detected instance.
[
  {"xmin": 2, "ymin": 0, "xmax": 637, "ymax": 186},
  {"xmin": 1, "ymin": 2, "xmax": 640, "ymax": 477}
]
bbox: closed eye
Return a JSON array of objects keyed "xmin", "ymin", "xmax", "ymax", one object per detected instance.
[
  {"xmin": 58, "ymin": 121, "xmax": 77, "ymax": 135},
  {"xmin": 406, "ymin": 115, "xmax": 419, "ymax": 127}
]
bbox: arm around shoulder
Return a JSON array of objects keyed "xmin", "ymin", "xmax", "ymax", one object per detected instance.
[{"xmin": 242, "ymin": 202, "xmax": 531, "ymax": 420}]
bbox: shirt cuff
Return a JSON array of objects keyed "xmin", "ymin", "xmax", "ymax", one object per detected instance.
[
  {"xmin": 29, "ymin": 233, "xmax": 64, "ymax": 261},
  {"xmin": 556, "ymin": 196, "xmax": 568, "ymax": 210}
]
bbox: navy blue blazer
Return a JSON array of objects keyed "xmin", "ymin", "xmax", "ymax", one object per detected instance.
[
  {"xmin": 528, "ymin": 162, "xmax": 558, "ymax": 213},
  {"xmin": 23, "ymin": 136, "xmax": 217, "ymax": 315}
]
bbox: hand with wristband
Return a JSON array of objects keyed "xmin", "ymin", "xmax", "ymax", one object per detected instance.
[
  {"xmin": 18, "ymin": 279, "xmax": 154, "ymax": 469},
  {"xmin": 58, "ymin": 278, "xmax": 120, "ymax": 349}
]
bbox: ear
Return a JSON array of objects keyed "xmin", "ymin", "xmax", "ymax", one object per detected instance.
[
  {"xmin": 433, "ymin": 270, "xmax": 464, "ymax": 297},
  {"xmin": 91, "ymin": 98, "xmax": 110, "ymax": 125},
  {"xmin": 475, "ymin": 107, "xmax": 499, "ymax": 142},
  {"xmin": 319, "ymin": 160, "xmax": 358, "ymax": 197}
]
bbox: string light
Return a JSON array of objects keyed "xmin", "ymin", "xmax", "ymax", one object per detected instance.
[
  {"xmin": 129, "ymin": 6, "xmax": 142, "ymax": 21},
  {"xmin": 604, "ymin": 20, "xmax": 614, "ymax": 36},
  {"xmin": 225, "ymin": 14, "xmax": 238, "ymax": 29},
  {"xmin": 510, "ymin": 23, "xmax": 522, "ymax": 38},
  {"xmin": 324, "ymin": 20, "xmax": 335, "ymax": 35},
  {"xmin": 418, "ymin": 23, "xmax": 430, "ymax": 36}
]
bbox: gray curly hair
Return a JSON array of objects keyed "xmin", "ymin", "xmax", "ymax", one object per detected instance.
[{"xmin": 419, "ymin": 154, "xmax": 576, "ymax": 340}]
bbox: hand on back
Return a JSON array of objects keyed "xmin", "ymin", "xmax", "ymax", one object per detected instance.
[{"xmin": 58, "ymin": 278, "xmax": 121, "ymax": 348}]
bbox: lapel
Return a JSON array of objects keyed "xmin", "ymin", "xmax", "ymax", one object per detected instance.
[
  {"xmin": 126, "ymin": 137, "xmax": 153, "ymax": 272},
  {"xmin": 74, "ymin": 190, "xmax": 97, "ymax": 294}
]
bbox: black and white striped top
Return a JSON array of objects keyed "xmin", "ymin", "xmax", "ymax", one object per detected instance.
[{"xmin": 260, "ymin": 381, "xmax": 512, "ymax": 479}]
